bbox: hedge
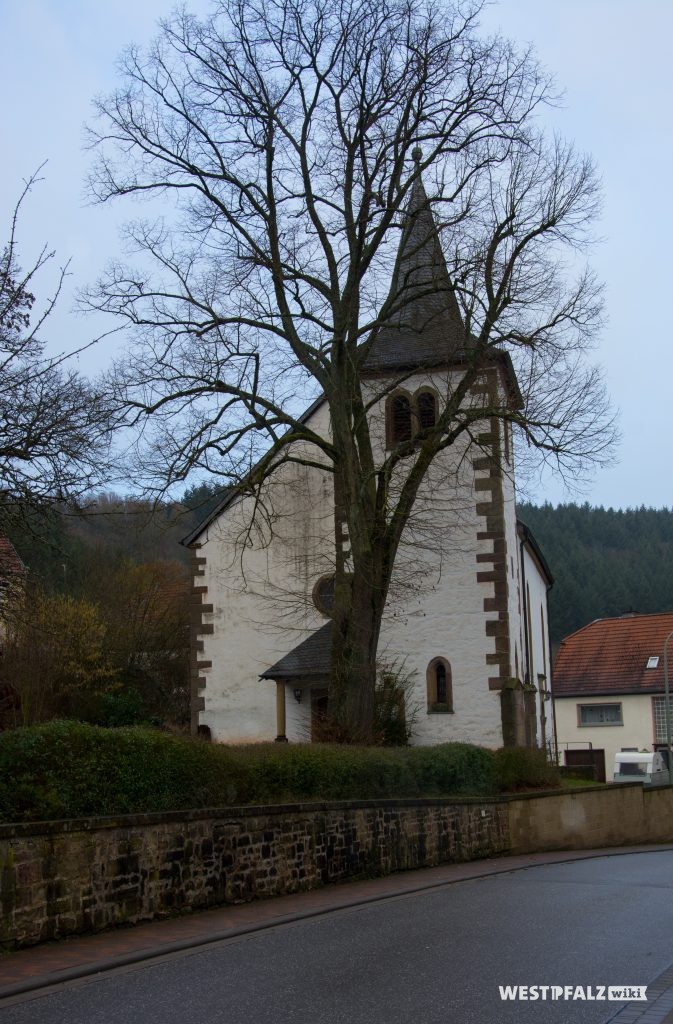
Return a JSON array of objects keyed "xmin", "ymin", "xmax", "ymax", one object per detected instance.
[
  {"xmin": 0, "ymin": 721, "xmax": 560, "ymax": 823},
  {"xmin": 494, "ymin": 745, "xmax": 562, "ymax": 792}
]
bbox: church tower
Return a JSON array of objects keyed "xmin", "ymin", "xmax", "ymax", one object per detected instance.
[{"xmin": 185, "ymin": 156, "xmax": 553, "ymax": 752}]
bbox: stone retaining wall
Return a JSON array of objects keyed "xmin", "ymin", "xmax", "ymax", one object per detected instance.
[
  {"xmin": 0, "ymin": 799, "xmax": 507, "ymax": 949},
  {"xmin": 2, "ymin": 783, "xmax": 672, "ymax": 951},
  {"xmin": 507, "ymin": 782, "xmax": 673, "ymax": 853}
]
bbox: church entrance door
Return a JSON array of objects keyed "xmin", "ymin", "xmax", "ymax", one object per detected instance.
[{"xmin": 311, "ymin": 688, "xmax": 330, "ymax": 742}]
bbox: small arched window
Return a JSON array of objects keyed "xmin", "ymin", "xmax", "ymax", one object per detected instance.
[
  {"xmin": 387, "ymin": 393, "xmax": 412, "ymax": 446},
  {"xmin": 416, "ymin": 391, "xmax": 437, "ymax": 430},
  {"xmin": 436, "ymin": 663, "xmax": 447, "ymax": 703},
  {"xmin": 426, "ymin": 657, "xmax": 453, "ymax": 712}
]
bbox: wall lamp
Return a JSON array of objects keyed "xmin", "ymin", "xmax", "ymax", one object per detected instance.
[{"xmin": 293, "ymin": 688, "xmax": 303, "ymax": 704}]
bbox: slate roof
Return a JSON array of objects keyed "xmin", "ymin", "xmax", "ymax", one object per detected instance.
[
  {"xmin": 363, "ymin": 169, "xmax": 471, "ymax": 373},
  {"xmin": 553, "ymin": 612, "xmax": 673, "ymax": 698},
  {"xmin": 259, "ymin": 622, "xmax": 332, "ymax": 681}
]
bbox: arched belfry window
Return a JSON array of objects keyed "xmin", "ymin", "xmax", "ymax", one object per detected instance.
[
  {"xmin": 416, "ymin": 391, "xmax": 437, "ymax": 431},
  {"xmin": 387, "ymin": 393, "xmax": 412, "ymax": 447},
  {"xmin": 426, "ymin": 657, "xmax": 453, "ymax": 712}
]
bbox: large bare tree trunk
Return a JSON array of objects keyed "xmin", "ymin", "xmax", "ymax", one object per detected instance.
[
  {"xmin": 327, "ymin": 455, "xmax": 390, "ymax": 743},
  {"xmin": 330, "ymin": 567, "xmax": 384, "ymax": 743}
]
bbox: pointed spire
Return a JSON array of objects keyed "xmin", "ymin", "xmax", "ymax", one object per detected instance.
[
  {"xmin": 365, "ymin": 152, "xmax": 468, "ymax": 371},
  {"xmin": 391, "ymin": 150, "xmax": 464, "ymax": 338}
]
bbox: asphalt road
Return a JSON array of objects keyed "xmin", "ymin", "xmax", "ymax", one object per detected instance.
[{"xmin": 4, "ymin": 851, "xmax": 673, "ymax": 1024}]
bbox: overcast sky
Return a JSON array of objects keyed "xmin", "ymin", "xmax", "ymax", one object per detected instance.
[{"xmin": 1, "ymin": 0, "xmax": 671, "ymax": 510}]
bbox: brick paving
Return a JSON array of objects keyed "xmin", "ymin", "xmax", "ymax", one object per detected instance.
[
  {"xmin": 1, "ymin": 844, "xmax": 671, "ymax": 1001},
  {"xmin": 609, "ymin": 960, "xmax": 673, "ymax": 1024}
]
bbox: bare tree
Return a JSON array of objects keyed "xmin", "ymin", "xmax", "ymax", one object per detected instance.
[
  {"xmin": 0, "ymin": 169, "xmax": 111, "ymax": 519},
  {"xmin": 86, "ymin": 0, "xmax": 616, "ymax": 741}
]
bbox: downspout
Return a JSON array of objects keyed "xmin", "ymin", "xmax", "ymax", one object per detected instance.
[
  {"xmin": 546, "ymin": 582, "xmax": 558, "ymax": 763},
  {"xmin": 519, "ymin": 531, "xmax": 531, "ymax": 686},
  {"xmin": 519, "ymin": 530, "xmax": 537, "ymax": 749}
]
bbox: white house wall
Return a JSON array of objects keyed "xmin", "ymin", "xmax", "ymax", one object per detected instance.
[{"xmin": 555, "ymin": 694, "xmax": 657, "ymax": 781}]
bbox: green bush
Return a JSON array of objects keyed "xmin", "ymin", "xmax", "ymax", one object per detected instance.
[
  {"xmin": 403, "ymin": 743, "xmax": 497, "ymax": 797},
  {"xmin": 0, "ymin": 721, "xmax": 252, "ymax": 822},
  {"xmin": 0, "ymin": 723, "xmax": 560, "ymax": 823},
  {"xmin": 494, "ymin": 746, "xmax": 561, "ymax": 792},
  {"xmin": 236, "ymin": 742, "xmax": 416, "ymax": 803}
]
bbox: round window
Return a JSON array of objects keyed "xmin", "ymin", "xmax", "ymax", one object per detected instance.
[{"xmin": 312, "ymin": 574, "xmax": 335, "ymax": 616}]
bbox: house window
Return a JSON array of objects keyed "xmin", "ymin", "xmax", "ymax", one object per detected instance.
[
  {"xmin": 578, "ymin": 703, "xmax": 623, "ymax": 726},
  {"xmin": 652, "ymin": 697, "xmax": 673, "ymax": 743},
  {"xmin": 427, "ymin": 657, "xmax": 453, "ymax": 712},
  {"xmin": 387, "ymin": 393, "xmax": 412, "ymax": 446},
  {"xmin": 416, "ymin": 391, "xmax": 437, "ymax": 431}
]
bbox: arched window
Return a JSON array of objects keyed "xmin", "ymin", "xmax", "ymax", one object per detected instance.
[
  {"xmin": 426, "ymin": 657, "xmax": 453, "ymax": 712},
  {"xmin": 387, "ymin": 393, "xmax": 412, "ymax": 446},
  {"xmin": 416, "ymin": 390, "xmax": 437, "ymax": 430},
  {"xmin": 436, "ymin": 662, "xmax": 447, "ymax": 703}
]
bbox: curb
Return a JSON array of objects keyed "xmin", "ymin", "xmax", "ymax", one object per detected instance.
[{"xmin": 3, "ymin": 844, "xmax": 673, "ymax": 1003}]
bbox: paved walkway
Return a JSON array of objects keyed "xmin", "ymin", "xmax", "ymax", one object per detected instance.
[
  {"xmin": 2, "ymin": 844, "xmax": 673, "ymax": 1005},
  {"xmin": 610, "ymin": 959, "xmax": 673, "ymax": 1024}
]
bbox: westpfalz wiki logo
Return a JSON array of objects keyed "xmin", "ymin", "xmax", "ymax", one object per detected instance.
[{"xmin": 498, "ymin": 985, "xmax": 648, "ymax": 1002}]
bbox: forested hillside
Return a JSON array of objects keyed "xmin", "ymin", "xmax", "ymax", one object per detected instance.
[
  {"xmin": 3, "ymin": 483, "xmax": 225, "ymax": 593},
  {"xmin": 0, "ymin": 484, "xmax": 227, "ymax": 729},
  {"xmin": 518, "ymin": 504, "xmax": 673, "ymax": 642}
]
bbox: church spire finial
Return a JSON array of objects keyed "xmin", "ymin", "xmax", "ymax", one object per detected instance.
[{"xmin": 411, "ymin": 145, "xmax": 423, "ymax": 165}]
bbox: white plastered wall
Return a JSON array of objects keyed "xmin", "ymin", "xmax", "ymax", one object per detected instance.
[
  {"xmin": 197, "ymin": 401, "xmax": 334, "ymax": 742},
  {"xmin": 366, "ymin": 369, "xmax": 505, "ymax": 746},
  {"xmin": 521, "ymin": 543, "xmax": 553, "ymax": 750},
  {"xmin": 196, "ymin": 368, "xmax": 524, "ymax": 747},
  {"xmin": 554, "ymin": 694, "xmax": 657, "ymax": 781}
]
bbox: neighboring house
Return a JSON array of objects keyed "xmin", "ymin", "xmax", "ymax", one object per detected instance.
[
  {"xmin": 554, "ymin": 612, "xmax": 673, "ymax": 781},
  {"xmin": 184, "ymin": 170, "xmax": 554, "ymax": 751}
]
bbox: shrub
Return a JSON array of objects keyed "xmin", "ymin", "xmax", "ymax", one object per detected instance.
[
  {"xmin": 373, "ymin": 661, "xmax": 420, "ymax": 746},
  {"xmin": 236, "ymin": 743, "xmax": 416, "ymax": 803},
  {"xmin": 403, "ymin": 743, "xmax": 497, "ymax": 796},
  {"xmin": 0, "ymin": 720, "xmax": 252, "ymax": 822},
  {"xmin": 494, "ymin": 746, "xmax": 561, "ymax": 792},
  {"xmin": 0, "ymin": 723, "xmax": 561, "ymax": 823}
]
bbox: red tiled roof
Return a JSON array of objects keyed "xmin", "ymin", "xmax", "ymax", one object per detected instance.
[
  {"xmin": 553, "ymin": 612, "xmax": 673, "ymax": 697},
  {"xmin": 0, "ymin": 536, "xmax": 24, "ymax": 580}
]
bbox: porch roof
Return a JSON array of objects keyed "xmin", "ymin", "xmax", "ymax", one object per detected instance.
[{"xmin": 259, "ymin": 623, "xmax": 332, "ymax": 681}]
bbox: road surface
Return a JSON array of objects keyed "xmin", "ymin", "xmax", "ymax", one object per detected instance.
[{"xmin": 3, "ymin": 851, "xmax": 673, "ymax": 1023}]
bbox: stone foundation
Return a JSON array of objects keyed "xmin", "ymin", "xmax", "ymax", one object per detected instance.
[
  {"xmin": 2, "ymin": 784, "xmax": 672, "ymax": 951},
  {"xmin": 0, "ymin": 799, "xmax": 507, "ymax": 949}
]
